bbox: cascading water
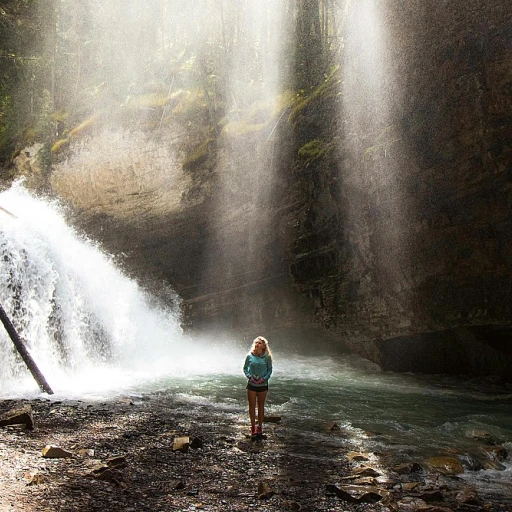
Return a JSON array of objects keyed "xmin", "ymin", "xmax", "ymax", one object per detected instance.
[{"xmin": 0, "ymin": 182, "xmax": 216, "ymax": 397}]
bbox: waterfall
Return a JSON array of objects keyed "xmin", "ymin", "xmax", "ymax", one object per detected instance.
[{"xmin": 0, "ymin": 182, "xmax": 183, "ymax": 397}]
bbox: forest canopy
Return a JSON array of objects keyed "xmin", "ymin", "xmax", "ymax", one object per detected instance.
[{"xmin": 0, "ymin": 0, "xmax": 345, "ymax": 166}]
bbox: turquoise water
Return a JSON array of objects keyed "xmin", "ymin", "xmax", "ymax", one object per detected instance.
[{"xmin": 126, "ymin": 350, "xmax": 512, "ymax": 503}]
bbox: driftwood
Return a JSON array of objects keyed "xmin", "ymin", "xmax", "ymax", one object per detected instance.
[{"xmin": 0, "ymin": 303, "xmax": 54, "ymax": 394}]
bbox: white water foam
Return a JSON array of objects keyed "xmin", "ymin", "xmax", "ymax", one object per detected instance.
[{"xmin": 0, "ymin": 183, "xmax": 247, "ymax": 399}]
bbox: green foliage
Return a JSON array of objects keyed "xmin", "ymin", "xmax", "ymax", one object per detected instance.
[
  {"xmin": 0, "ymin": 0, "xmax": 345, "ymax": 168},
  {"xmin": 288, "ymin": 66, "xmax": 341, "ymax": 126},
  {"xmin": 298, "ymin": 139, "xmax": 325, "ymax": 163},
  {"xmin": 51, "ymin": 137, "xmax": 69, "ymax": 154},
  {"xmin": 182, "ymin": 137, "xmax": 215, "ymax": 172}
]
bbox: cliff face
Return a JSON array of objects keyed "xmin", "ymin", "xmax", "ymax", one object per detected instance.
[
  {"xmin": 286, "ymin": 0, "xmax": 512, "ymax": 375},
  {"xmin": 46, "ymin": 0, "xmax": 512, "ymax": 378}
]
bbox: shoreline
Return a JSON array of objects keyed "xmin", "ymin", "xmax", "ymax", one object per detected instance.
[{"xmin": 0, "ymin": 396, "xmax": 510, "ymax": 512}]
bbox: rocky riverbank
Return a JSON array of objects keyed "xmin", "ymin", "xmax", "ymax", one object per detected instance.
[{"xmin": 0, "ymin": 396, "xmax": 509, "ymax": 512}]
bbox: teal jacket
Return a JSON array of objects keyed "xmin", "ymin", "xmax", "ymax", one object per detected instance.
[{"xmin": 243, "ymin": 353, "xmax": 273, "ymax": 387}]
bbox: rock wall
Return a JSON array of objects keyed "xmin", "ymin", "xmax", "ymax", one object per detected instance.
[
  {"xmin": 41, "ymin": 0, "xmax": 512, "ymax": 379},
  {"xmin": 285, "ymin": 0, "xmax": 512, "ymax": 376}
]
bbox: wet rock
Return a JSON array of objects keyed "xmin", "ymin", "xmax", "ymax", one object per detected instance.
[
  {"xmin": 424, "ymin": 456, "xmax": 463, "ymax": 475},
  {"xmin": 350, "ymin": 466, "xmax": 381, "ymax": 478},
  {"xmin": 263, "ymin": 415, "xmax": 281, "ymax": 423},
  {"xmin": 347, "ymin": 451, "xmax": 370, "ymax": 462},
  {"xmin": 351, "ymin": 476, "xmax": 377, "ymax": 486},
  {"xmin": 327, "ymin": 421, "xmax": 341, "ymax": 431},
  {"xmin": 42, "ymin": 445, "xmax": 73, "ymax": 458},
  {"xmin": 0, "ymin": 405, "xmax": 34, "ymax": 430},
  {"xmin": 465, "ymin": 429, "xmax": 503, "ymax": 446},
  {"xmin": 481, "ymin": 458, "xmax": 506, "ymax": 470},
  {"xmin": 326, "ymin": 483, "xmax": 386, "ymax": 503},
  {"xmin": 483, "ymin": 445, "xmax": 508, "ymax": 462},
  {"xmin": 397, "ymin": 496, "xmax": 428, "ymax": 511},
  {"xmin": 397, "ymin": 497, "xmax": 453, "ymax": 512},
  {"xmin": 393, "ymin": 462, "xmax": 424, "ymax": 474},
  {"xmin": 409, "ymin": 490, "xmax": 444, "ymax": 503},
  {"xmin": 455, "ymin": 488, "xmax": 481, "ymax": 507},
  {"xmin": 400, "ymin": 482, "xmax": 420, "ymax": 491},
  {"xmin": 459, "ymin": 454, "xmax": 484, "ymax": 471}
]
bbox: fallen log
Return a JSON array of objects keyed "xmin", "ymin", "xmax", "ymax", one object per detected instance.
[{"xmin": 0, "ymin": 303, "xmax": 54, "ymax": 394}]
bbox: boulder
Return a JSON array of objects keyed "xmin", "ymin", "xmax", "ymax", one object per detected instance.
[
  {"xmin": 424, "ymin": 456, "xmax": 463, "ymax": 475},
  {"xmin": 42, "ymin": 445, "xmax": 73, "ymax": 458},
  {"xmin": 0, "ymin": 405, "xmax": 34, "ymax": 430}
]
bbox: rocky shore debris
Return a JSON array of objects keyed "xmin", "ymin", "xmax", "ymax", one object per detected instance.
[
  {"xmin": 0, "ymin": 398, "xmax": 509, "ymax": 511},
  {"xmin": 0, "ymin": 404, "xmax": 34, "ymax": 429}
]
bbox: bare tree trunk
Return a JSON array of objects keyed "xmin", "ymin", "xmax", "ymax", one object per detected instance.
[{"xmin": 0, "ymin": 303, "xmax": 54, "ymax": 395}]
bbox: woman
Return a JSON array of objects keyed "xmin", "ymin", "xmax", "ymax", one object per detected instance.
[{"xmin": 243, "ymin": 336, "xmax": 273, "ymax": 436}]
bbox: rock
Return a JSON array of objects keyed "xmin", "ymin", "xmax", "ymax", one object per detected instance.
[
  {"xmin": 397, "ymin": 496, "xmax": 428, "ymax": 511},
  {"xmin": 409, "ymin": 490, "xmax": 444, "ymax": 503},
  {"xmin": 465, "ymin": 429, "xmax": 502, "ymax": 445},
  {"xmin": 459, "ymin": 454, "xmax": 484, "ymax": 471},
  {"xmin": 282, "ymin": 500, "xmax": 301, "ymax": 510},
  {"xmin": 393, "ymin": 462, "xmax": 423, "ymax": 474},
  {"xmin": 350, "ymin": 466, "xmax": 381, "ymax": 478},
  {"xmin": 397, "ymin": 496, "xmax": 452, "ymax": 511},
  {"xmin": 77, "ymin": 448, "xmax": 95, "ymax": 457},
  {"xmin": 424, "ymin": 456, "xmax": 463, "ymax": 475},
  {"xmin": 325, "ymin": 484, "xmax": 387, "ymax": 503},
  {"xmin": 351, "ymin": 476, "xmax": 377, "ymax": 486},
  {"xmin": 107, "ymin": 455, "xmax": 128, "ymax": 468},
  {"xmin": 483, "ymin": 445, "xmax": 508, "ymax": 462},
  {"xmin": 90, "ymin": 463, "xmax": 109, "ymax": 475},
  {"xmin": 42, "ymin": 445, "xmax": 73, "ymax": 458},
  {"xmin": 94, "ymin": 467, "xmax": 126, "ymax": 487},
  {"xmin": 257, "ymin": 481, "xmax": 275, "ymax": 500},
  {"xmin": 190, "ymin": 437, "xmax": 203, "ymax": 449},
  {"xmin": 24, "ymin": 470, "xmax": 45, "ymax": 486},
  {"xmin": 347, "ymin": 451, "xmax": 370, "ymax": 462},
  {"xmin": 0, "ymin": 405, "xmax": 34, "ymax": 430},
  {"xmin": 327, "ymin": 422, "xmax": 341, "ymax": 431},
  {"xmin": 401, "ymin": 482, "xmax": 420, "ymax": 491},
  {"xmin": 173, "ymin": 436, "xmax": 190, "ymax": 452},
  {"xmin": 455, "ymin": 488, "xmax": 481, "ymax": 506}
]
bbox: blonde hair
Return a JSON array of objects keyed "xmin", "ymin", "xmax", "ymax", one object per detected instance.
[{"xmin": 251, "ymin": 335, "xmax": 272, "ymax": 358}]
